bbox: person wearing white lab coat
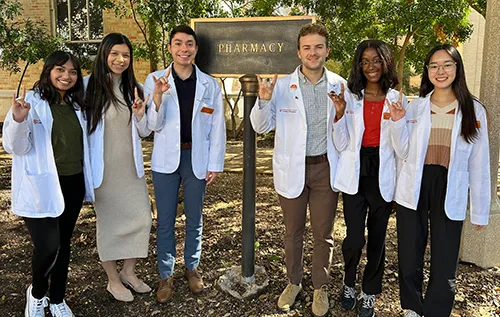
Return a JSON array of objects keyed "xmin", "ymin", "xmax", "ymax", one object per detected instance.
[
  {"xmin": 2, "ymin": 51, "xmax": 93, "ymax": 317},
  {"xmin": 330, "ymin": 40, "xmax": 407, "ymax": 317},
  {"xmin": 143, "ymin": 25, "xmax": 226, "ymax": 303},
  {"xmin": 84, "ymin": 33, "xmax": 152, "ymax": 303},
  {"xmin": 392, "ymin": 44, "xmax": 491, "ymax": 317},
  {"xmin": 250, "ymin": 24, "xmax": 345, "ymax": 317}
]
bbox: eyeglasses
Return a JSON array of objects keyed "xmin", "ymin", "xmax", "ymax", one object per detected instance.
[
  {"xmin": 426, "ymin": 62, "xmax": 457, "ymax": 73},
  {"xmin": 359, "ymin": 59, "xmax": 383, "ymax": 68}
]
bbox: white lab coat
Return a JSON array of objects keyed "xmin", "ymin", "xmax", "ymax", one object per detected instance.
[
  {"xmin": 2, "ymin": 91, "xmax": 94, "ymax": 218},
  {"xmin": 143, "ymin": 64, "xmax": 226, "ymax": 179},
  {"xmin": 250, "ymin": 67, "xmax": 346, "ymax": 199},
  {"xmin": 333, "ymin": 88, "xmax": 408, "ymax": 202},
  {"xmin": 392, "ymin": 92, "xmax": 491, "ymax": 225},
  {"xmin": 83, "ymin": 76, "xmax": 151, "ymax": 188}
]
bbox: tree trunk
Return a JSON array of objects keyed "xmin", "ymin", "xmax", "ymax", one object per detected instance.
[
  {"xmin": 17, "ymin": 62, "xmax": 30, "ymax": 97},
  {"xmin": 397, "ymin": 28, "xmax": 417, "ymax": 90},
  {"xmin": 236, "ymin": 120, "xmax": 244, "ymax": 136},
  {"xmin": 148, "ymin": 24, "xmax": 158, "ymax": 72},
  {"xmin": 149, "ymin": 47, "xmax": 158, "ymax": 73},
  {"xmin": 231, "ymin": 112, "xmax": 237, "ymax": 139}
]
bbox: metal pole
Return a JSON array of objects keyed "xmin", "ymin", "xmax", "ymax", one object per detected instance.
[{"xmin": 239, "ymin": 74, "xmax": 259, "ymax": 280}]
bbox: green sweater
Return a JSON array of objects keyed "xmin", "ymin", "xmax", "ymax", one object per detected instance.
[{"xmin": 49, "ymin": 103, "xmax": 83, "ymax": 176}]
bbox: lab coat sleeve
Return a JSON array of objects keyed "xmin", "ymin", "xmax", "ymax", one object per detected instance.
[
  {"xmin": 2, "ymin": 109, "xmax": 33, "ymax": 156},
  {"xmin": 249, "ymin": 84, "xmax": 278, "ymax": 134},
  {"xmin": 145, "ymin": 73, "xmax": 167, "ymax": 132},
  {"xmin": 468, "ymin": 106, "xmax": 491, "ymax": 226},
  {"xmin": 391, "ymin": 95, "xmax": 410, "ymax": 160},
  {"xmin": 208, "ymin": 84, "xmax": 226, "ymax": 172},
  {"xmin": 332, "ymin": 114, "xmax": 349, "ymax": 152},
  {"xmin": 133, "ymin": 114, "xmax": 151, "ymax": 137}
]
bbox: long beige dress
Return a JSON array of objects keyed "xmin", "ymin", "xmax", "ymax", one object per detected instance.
[{"xmin": 94, "ymin": 80, "xmax": 152, "ymax": 261}]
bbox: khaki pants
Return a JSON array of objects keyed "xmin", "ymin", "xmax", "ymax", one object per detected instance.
[{"xmin": 279, "ymin": 160, "xmax": 338, "ymax": 289}]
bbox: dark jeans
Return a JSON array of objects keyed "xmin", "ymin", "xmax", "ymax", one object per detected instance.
[
  {"xmin": 153, "ymin": 149, "xmax": 207, "ymax": 279},
  {"xmin": 24, "ymin": 172, "xmax": 85, "ymax": 303}
]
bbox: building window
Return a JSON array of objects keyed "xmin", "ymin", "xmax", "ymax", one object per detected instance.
[{"xmin": 55, "ymin": 0, "xmax": 103, "ymax": 42}]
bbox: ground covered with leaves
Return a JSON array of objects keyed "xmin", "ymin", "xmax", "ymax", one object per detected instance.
[{"xmin": 0, "ymin": 153, "xmax": 499, "ymax": 316}]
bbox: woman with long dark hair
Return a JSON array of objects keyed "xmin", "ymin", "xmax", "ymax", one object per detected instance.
[
  {"xmin": 329, "ymin": 39, "xmax": 407, "ymax": 317},
  {"xmin": 3, "ymin": 51, "xmax": 93, "ymax": 317},
  {"xmin": 393, "ymin": 44, "xmax": 491, "ymax": 317},
  {"xmin": 85, "ymin": 33, "xmax": 152, "ymax": 302}
]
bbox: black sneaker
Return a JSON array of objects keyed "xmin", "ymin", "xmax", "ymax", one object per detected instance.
[
  {"xmin": 357, "ymin": 291, "xmax": 375, "ymax": 317},
  {"xmin": 341, "ymin": 284, "xmax": 356, "ymax": 310}
]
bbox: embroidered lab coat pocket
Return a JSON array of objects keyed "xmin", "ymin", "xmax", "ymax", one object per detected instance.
[
  {"xmin": 201, "ymin": 104, "xmax": 214, "ymax": 139},
  {"xmin": 17, "ymin": 172, "xmax": 60, "ymax": 214}
]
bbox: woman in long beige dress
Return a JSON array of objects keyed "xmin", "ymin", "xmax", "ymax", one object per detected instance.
[{"xmin": 85, "ymin": 33, "xmax": 152, "ymax": 302}]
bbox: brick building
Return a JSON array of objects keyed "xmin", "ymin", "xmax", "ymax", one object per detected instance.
[{"xmin": 0, "ymin": 0, "xmax": 151, "ymax": 120}]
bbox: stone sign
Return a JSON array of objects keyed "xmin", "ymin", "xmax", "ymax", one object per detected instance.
[{"xmin": 191, "ymin": 16, "xmax": 315, "ymax": 77}]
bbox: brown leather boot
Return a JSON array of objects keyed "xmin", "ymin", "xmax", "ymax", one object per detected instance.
[
  {"xmin": 156, "ymin": 277, "xmax": 174, "ymax": 303},
  {"xmin": 185, "ymin": 269, "xmax": 204, "ymax": 294}
]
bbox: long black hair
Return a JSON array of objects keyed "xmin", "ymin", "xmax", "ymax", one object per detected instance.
[
  {"xmin": 85, "ymin": 33, "xmax": 144, "ymax": 134},
  {"xmin": 33, "ymin": 51, "xmax": 85, "ymax": 109},
  {"xmin": 420, "ymin": 44, "xmax": 479, "ymax": 143},
  {"xmin": 347, "ymin": 40, "xmax": 398, "ymax": 99}
]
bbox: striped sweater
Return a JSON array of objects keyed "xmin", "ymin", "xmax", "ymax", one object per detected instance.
[{"xmin": 424, "ymin": 100, "xmax": 458, "ymax": 169}]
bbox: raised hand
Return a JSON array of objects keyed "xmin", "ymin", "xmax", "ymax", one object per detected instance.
[
  {"xmin": 132, "ymin": 87, "xmax": 150, "ymax": 120},
  {"xmin": 12, "ymin": 87, "xmax": 30, "ymax": 123},
  {"xmin": 388, "ymin": 90, "xmax": 406, "ymax": 122},
  {"xmin": 152, "ymin": 67, "xmax": 171, "ymax": 95},
  {"xmin": 328, "ymin": 83, "xmax": 346, "ymax": 120},
  {"xmin": 257, "ymin": 74, "xmax": 278, "ymax": 101},
  {"xmin": 152, "ymin": 68, "xmax": 171, "ymax": 111}
]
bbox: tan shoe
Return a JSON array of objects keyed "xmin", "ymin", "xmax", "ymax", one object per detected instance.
[
  {"xmin": 119, "ymin": 272, "xmax": 152, "ymax": 293},
  {"xmin": 107, "ymin": 283, "xmax": 134, "ymax": 302},
  {"xmin": 277, "ymin": 283, "xmax": 302, "ymax": 311},
  {"xmin": 312, "ymin": 285, "xmax": 329, "ymax": 317},
  {"xmin": 185, "ymin": 269, "xmax": 204, "ymax": 294},
  {"xmin": 156, "ymin": 277, "xmax": 174, "ymax": 303}
]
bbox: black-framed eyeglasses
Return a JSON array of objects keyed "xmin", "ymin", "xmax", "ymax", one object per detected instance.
[{"xmin": 359, "ymin": 59, "xmax": 383, "ymax": 68}]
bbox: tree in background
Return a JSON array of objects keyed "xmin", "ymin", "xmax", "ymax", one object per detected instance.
[
  {"xmin": 216, "ymin": 0, "xmax": 476, "ymax": 94},
  {"xmin": 0, "ymin": 0, "xmax": 60, "ymax": 95},
  {"xmin": 113, "ymin": 0, "xmax": 225, "ymax": 72},
  {"xmin": 297, "ymin": 0, "xmax": 473, "ymax": 92}
]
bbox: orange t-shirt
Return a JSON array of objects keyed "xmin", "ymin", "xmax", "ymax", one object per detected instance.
[{"xmin": 361, "ymin": 99, "xmax": 385, "ymax": 147}]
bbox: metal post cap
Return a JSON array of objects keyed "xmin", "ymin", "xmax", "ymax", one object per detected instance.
[{"xmin": 239, "ymin": 74, "xmax": 259, "ymax": 96}]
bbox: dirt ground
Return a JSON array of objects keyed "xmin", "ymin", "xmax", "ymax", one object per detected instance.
[{"xmin": 0, "ymin": 142, "xmax": 499, "ymax": 317}]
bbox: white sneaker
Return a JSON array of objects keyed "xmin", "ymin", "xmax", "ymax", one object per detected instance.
[
  {"xmin": 49, "ymin": 300, "xmax": 74, "ymax": 317},
  {"xmin": 25, "ymin": 285, "xmax": 48, "ymax": 317},
  {"xmin": 404, "ymin": 310, "xmax": 422, "ymax": 317}
]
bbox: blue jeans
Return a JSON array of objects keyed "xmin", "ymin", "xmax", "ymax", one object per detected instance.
[{"xmin": 153, "ymin": 150, "xmax": 206, "ymax": 279}]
